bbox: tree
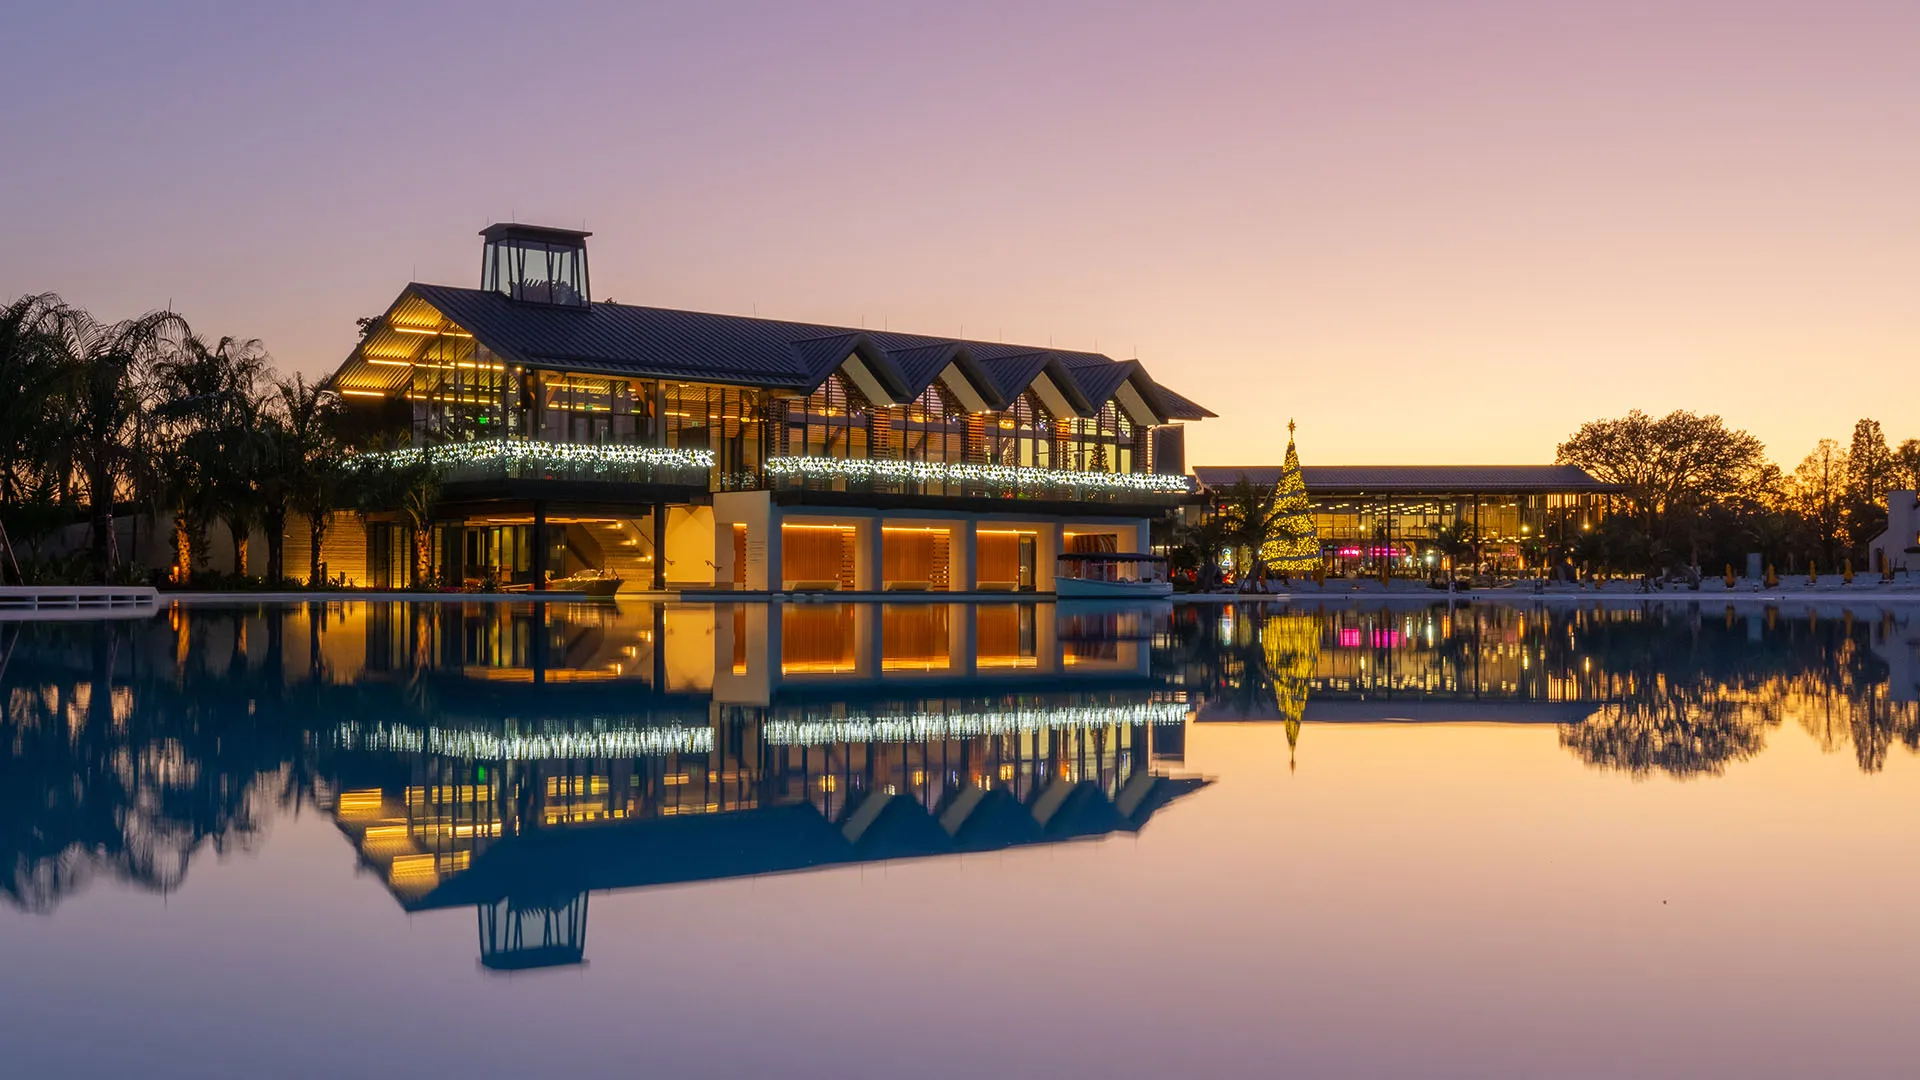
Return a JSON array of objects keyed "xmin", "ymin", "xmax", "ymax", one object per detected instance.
[
  {"xmin": 1557, "ymin": 409, "xmax": 1769, "ymax": 569},
  {"xmin": 36, "ymin": 300, "xmax": 190, "ymax": 580},
  {"xmin": 274, "ymin": 374, "xmax": 343, "ymax": 586},
  {"xmin": 1843, "ymin": 419, "xmax": 1895, "ymax": 555},
  {"xmin": 353, "ymin": 441, "xmax": 439, "ymax": 587},
  {"xmin": 1788, "ymin": 438, "xmax": 1848, "ymax": 565},
  {"xmin": 1217, "ymin": 476, "xmax": 1286, "ymax": 592},
  {"xmin": 1260, "ymin": 421, "xmax": 1321, "ymax": 577},
  {"xmin": 1846, "ymin": 419, "xmax": 1894, "ymax": 499},
  {"xmin": 0, "ymin": 295, "xmax": 71, "ymax": 577},
  {"xmin": 1894, "ymin": 439, "xmax": 1920, "ymax": 491},
  {"xmin": 151, "ymin": 334, "xmax": 272, "ymax": 578}
]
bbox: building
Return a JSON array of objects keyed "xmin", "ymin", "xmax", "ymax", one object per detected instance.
[
  {"xmin": 313, "ymin": 598, "xmax": 1202, "ymax": 969},
  {"xmin": 1867, "ymin": 489, "xmax": 1919, "ymax": 575},
  {"xmin": 316, "ymin": 224, "xmax": 1212, "ymax": 592},
  {"xmin": 1192, "ymin": 464, "xmax": 1615, "ymax": 576}
]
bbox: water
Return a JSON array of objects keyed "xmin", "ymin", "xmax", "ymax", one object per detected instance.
[{"xmin": 4, "ymin": 599, "xmax": 1919, "ymax": 1079}]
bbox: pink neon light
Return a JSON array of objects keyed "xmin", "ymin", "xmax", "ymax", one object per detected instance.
[{"xmin": 1337, "ymin": 628, "xmax": 1404, "ymax": 648}]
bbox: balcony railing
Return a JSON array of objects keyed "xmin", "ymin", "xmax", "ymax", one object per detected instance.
[
  {"xmin": 344, "ymin": 443, "xmax": 1195, "ymax": 503},
  {"xmin": 758, "ymin": 455, "xmax": 1194, "ymax": 504},
  {"xmin": 350, "ymin": 440, "xmax": 715, "ymax": 488}
]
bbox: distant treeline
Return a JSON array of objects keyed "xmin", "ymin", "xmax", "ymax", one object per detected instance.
[{"xmin": 1555, "ymin": 409, "xmax": 1918, "ymax": 572}]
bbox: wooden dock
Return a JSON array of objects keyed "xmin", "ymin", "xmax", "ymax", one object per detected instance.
[{"xmin": 0, "ymin": 585, "xmax": 161, "ymax": 620}]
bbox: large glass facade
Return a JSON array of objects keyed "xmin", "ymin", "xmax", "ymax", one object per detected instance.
[{"xmin": 1310, "ymin": 493, "xmax": 1604, "ymax": 577}]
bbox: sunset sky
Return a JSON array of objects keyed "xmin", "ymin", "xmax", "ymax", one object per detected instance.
[{"xmin": 3, "ymin": 1, "xmax": 1915, "ymax": 468}]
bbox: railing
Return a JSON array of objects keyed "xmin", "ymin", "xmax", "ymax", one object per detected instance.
[
  {"xmin": 349, "ymin": 440, "xmax": 715, "ymax": 488},
  {"xmin": 0, "ymin": 585, "xmax": 159, "ymax": 620},
  {"xmin": 758, "ymin": 455, "xmax": 1194, "ymax": 504},
  {"xmin": 343, "ymin": 443, "xmax": 1195, "ymax": 502}
]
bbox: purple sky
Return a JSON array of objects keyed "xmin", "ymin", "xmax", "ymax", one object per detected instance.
[{"xmin": 3, "ymin": 1, "xmax": 1916, "ymax": 467}]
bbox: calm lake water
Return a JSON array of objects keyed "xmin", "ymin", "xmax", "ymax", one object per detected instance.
[{"xmin": 4, "ymin": 599, "xmax": 1919, "ymax": 1079}]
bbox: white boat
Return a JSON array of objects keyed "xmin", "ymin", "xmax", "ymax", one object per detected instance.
[{"xmin": 1054, "ymin": 552, "xmax": 1174, "ymax": 598}]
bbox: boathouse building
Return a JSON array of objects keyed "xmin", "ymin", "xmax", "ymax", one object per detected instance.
[{"xmin": 316, "ymin": 224, "xmax": 1212, "ymax": 592}]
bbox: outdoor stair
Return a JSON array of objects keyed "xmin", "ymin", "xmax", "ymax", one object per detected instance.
[{"xmin": 574, "ymin": 519, "xmax": 656, "ymax": 591}]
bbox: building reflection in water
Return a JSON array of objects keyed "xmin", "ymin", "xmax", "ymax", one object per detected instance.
[
  {"xmin": 1166, "ymin": 601, "xmax": 1920, "ymax": 777},
  {"xmin": 291, "ymin": 599, "xmax": 1195, "ymax": 971},
  {"xmin": 8, "ymin": 598, "xmax": 1920, "ymax": 951}
]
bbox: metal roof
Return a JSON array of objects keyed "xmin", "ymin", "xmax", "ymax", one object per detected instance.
[
  {"xmin": 1193, "ymin": 464, "xmax": 1616, "ymax": 494},
  {"xmin": 334, "ymin": 284, "xmax": 1210, "ymax": 421},
  {"xmin": 1150, "ymin": 383, "xmax": 1216, "ymax": 420},
  {"xmin": 480, "ymin": 223, "xmax": 590, "ymax": 243}
]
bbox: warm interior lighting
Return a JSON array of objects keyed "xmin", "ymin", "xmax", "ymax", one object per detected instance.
[
  {"xmin": 339, "ymin": 389, "xmax": 389, "ymax": 398},
  {"xmin": 390, "ymin": 326, "xmax": 474, "ymax": 337}
]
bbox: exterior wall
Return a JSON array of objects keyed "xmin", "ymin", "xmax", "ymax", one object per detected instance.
[
  {"xmin": 709, "ymin": 598, "xmax": 1148, "ymax": 706},
  {"xmin": 704, "ymin": 495, "xmax": 1146, "ymax": 594},
  {"xmin": 662, "ymin": 504, "xmax": 716, "ymax": 588},
  {"xmin": 1869, "ymin": 490, "xmax": 1920, "ymax": 574}
]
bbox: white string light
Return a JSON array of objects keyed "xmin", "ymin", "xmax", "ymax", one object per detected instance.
[
  {"xmin": 763, "ymin": 701, "xmax": 1187, "ymax": 745},
  {"xmin": 761, "ymin": 455, "xmax": 1192, "ymax": 495},
  {"xmin": 335, "ymin": 721, "xmax": 714, "ymax": 759},
  {"xmin": 350, "ymin": 440, "xmax": 715, "ymax": 479}
]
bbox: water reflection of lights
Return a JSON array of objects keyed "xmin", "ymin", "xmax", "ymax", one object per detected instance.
[
  {"xmin": 763, "ymin": 702, "xmax": 1186, "ymax": 745},
  {"xmin": 334, "ymin": 722, "xmax": 714, "ymax": 759}
]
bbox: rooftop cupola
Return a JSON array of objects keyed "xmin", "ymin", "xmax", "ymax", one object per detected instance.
[{"xmin": 480, "ymin": 223, "xmax": 592, "ymax": 308}]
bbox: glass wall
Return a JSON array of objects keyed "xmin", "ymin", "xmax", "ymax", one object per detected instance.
[{"xmin": 1310, "ymin": 493, "xmax": 1603, "ymax": 577}]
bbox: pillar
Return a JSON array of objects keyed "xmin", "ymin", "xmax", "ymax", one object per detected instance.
[
  {"xmin": 854, "ymin": 602, "xmax": 882, "ymax": 677},
  {"xmin": 531, "ymin": 503, "xmax": 548, "ymax": 591},
  {"xmin": 1035, "ymin": 600, "xmax": 1060, "ymax": 673},
  {"xmin": 854, "ymin": 517, "xmax": 884, "ymax": 592},
  {"xmin": 763, "ymin": 509, "xmax": 783, "ymax": 592},
  {"xmin": 949, "ymin": 518, "xmax": 977, "ymax": 593},
  {"xmin": 1037, "ymin": 521, "xmax": 1065, "ymax": 593},
  {"xmin": 651, "ymin": 503, "xmax": 666, "ymax": 591},
  {"xmin": 948, "ymin": 602, "xmax": 977, "ymax": 676}
]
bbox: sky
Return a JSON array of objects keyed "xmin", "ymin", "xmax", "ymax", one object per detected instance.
[{"xmin": 2, "ymin": 0, "xmax": 1916, "ymax": 468}]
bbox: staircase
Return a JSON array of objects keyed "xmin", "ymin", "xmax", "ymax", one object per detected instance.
[{"xmin": 575, "ymin": 519, "xmax": 657, "ymax": 591}]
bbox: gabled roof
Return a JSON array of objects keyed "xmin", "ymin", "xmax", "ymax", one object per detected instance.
[
  {"xmin": 1149, "ymin": 383, "xmax": 1216, "ymax": 420},
  {"xmin": 403, "ymin": 774, "xmax": 1209, "ymax": 911},
  {"xmin": 969, "ymin": 351, "xmax": 1096, "ymax": 417},
  {"xmin": 884, "ymin": 342, "xmax": 1004, "ymax": 408},
  {"xmin": 333, "ymin": 283, "xmax": 1208, "ymax": 419},
  {"xmin": 1193, "ymin": 464, "xmax": 1616, "ymax": 494}
]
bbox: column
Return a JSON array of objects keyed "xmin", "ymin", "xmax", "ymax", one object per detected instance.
[
  {"xmin": 761, "ymin": 507, "xmax": 783, "ymax": 592},
  {"xmin": 531, "ymin": 503, "xmax": 548, "ymax": 591},
  {"xmin": 651, "ymin": 502, "xmax": 666, "ymax": 591},
  {"xmin": 1037, "ymin": 521, "xmax": 1064, "ymax": 593},
  {"xmin": 949, "ymin": 518, "xmax": 977, "ymax": 593},
  {"xmin": 947, "ymin": 602, "xmax": 977, "ymax": 677},
  {"xmin": 854, "ymin": 603, "xmax": 882, "ymax": 677},
  {"xmin": 854, "ymin": 517, "xmax": 884, "ymax": 592}
]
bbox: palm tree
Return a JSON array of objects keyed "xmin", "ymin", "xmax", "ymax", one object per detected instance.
[
  {"xmin": 36, "ymin": 299, "xmax": 189, "ymax": 580},
  {"xmin": 151, "ymin": 334, "xmax": 272, "ymax": 578},
  {"xmin": 1217, "ymin": 476, "xmax": 1296, "ymax": 592},
  {"xmin": 274, "ymin": 374, "xmax": 343, "ymax": 586},
  {"xmin": 0, "ymin": 295, "xmax": 72, "ymax": 578}
]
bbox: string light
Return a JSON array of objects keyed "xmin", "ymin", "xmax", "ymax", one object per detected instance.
[
  {"xmin": 762, "ymin": 455, "xmax": 1191, "ymax": 495},
  {"xmin": 335, "ymin": 721, "xmax": 713, "ymax": 759},
  {"xmin": 763, "ymin": 701, "xmax": 1186, "ymax": 744},
  {"xmin": 350, "ymin": 440, "xmax": 714, "ymax": 481}
]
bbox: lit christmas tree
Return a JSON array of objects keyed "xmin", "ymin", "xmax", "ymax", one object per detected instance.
[
  {"xmin": 1261, "ymin": 611, "xmax": 1320, "ymax": 772},
  {"xmin": 1261, "ymin": 420, "xmax": 1322, "ymax": 577}
]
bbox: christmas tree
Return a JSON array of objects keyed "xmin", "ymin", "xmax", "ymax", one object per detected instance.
[
  {"xmin": 1261, "ymin": 611, "xmax": 1320, "ymax": 772},
  {"xmin": 1261, "ymin": 420, "xmax": 1322, "ymax": 577}
]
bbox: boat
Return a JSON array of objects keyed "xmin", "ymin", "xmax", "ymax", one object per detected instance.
[
  {"xmin": 1053, "ymin": 552, "xmax": 1173, "ymax": 598},
  {"xmin": 552, "ymin": 568, "xmax": 624, "ymax": 596}
]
